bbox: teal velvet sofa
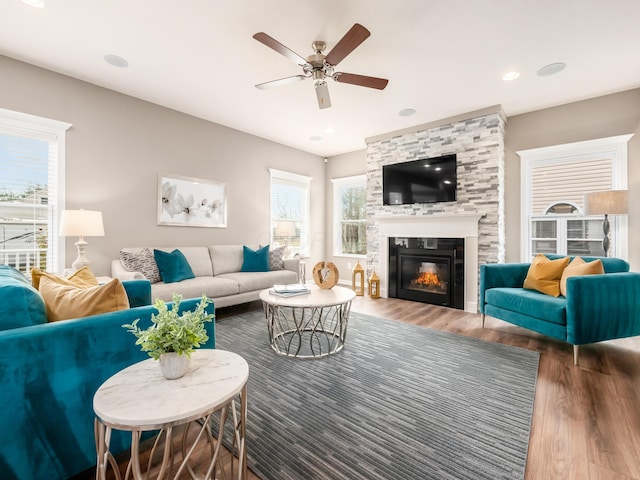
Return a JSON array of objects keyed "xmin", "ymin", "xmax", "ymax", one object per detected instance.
[
  {"xmin": 0, "ymin": 266, "xmax": 215, "ymax": 480},
  {"xmin": 479, "ymin": 256, "xmax": 640, "ymax": 365}
]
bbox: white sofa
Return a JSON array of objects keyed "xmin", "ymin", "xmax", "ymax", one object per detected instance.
[{"xmin": 111, "ymin": 245, "xmax": 299, "ymax": 308}]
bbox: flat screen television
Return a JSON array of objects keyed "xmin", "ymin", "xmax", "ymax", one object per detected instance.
[{"xmin": 382, "ymin": 154, "xmax": 457, "ymax": 205}]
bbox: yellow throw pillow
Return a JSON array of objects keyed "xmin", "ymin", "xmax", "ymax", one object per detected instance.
[
  {"xmin": 39, "ymin": 276, "xmax": 130, "ymax": 322},
  {"xmin": 523, "ymin": 254, "xmax": 570, "ymax": 297},
  {"xmin": 31, "ymin": 266, "xmax": 99, "ymax": 290},
  {"xmin": 560, "ymin": 257, "xmax": 604, "ymax": 297}
]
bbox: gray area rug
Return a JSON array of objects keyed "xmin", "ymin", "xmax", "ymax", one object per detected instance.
[{"xmin": 213, "ymin": 309, "xmax": 539, "ymax": 480}]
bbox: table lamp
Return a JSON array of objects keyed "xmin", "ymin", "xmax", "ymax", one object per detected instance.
[
  {"xmin": 274, "ymin": 220, "xmax": 296, "ymax": 258},
  {"xmin": 583, "ymin": 190, "xmax": 628, "ymax": 257},
  {"xmin": 59, "ymin": 209, "xmax": 105, "ymax": 270}
]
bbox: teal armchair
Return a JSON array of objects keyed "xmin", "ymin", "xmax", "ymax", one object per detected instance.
[
  {"xmin": 479, "ymin": 256, "xmax": 640, "ymax": 365},
  {"xmin": 0, "ymin": 266, "xmax": 215, "ymax": 480}
]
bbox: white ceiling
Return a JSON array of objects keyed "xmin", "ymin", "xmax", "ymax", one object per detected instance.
[{"xmin": 1, "ymin": 0, "xmax": 639, "ymax": 157}]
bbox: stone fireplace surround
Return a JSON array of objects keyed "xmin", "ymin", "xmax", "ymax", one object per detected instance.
[{"xmin": 365, "ymin": 107, "xmax": 506, "ymax": 313}]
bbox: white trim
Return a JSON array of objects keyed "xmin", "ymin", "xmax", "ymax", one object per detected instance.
[
  {"xmin": 0, "ymin": 108, "xmax": 71, "ymax": 272},
  {"xmin": 332, "ymin": 174, "xmax": 366, "ymax": 256},
  {"xmin": 269, "ymin": 168, "xmax": 312, "ymax": 257},
  {"xmin": 518, "ymin": 134, "xmax": 632, "ymax": 261},
  {"xmin": 374, "ymin": 213, "xmax": 484, "ymax": 313},
  {"xmin": 268, "ymin": 168, "xmax": 312, "ymax": 184}
]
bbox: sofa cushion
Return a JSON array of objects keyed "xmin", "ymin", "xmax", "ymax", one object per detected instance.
[
  {"xmin": 523, "ymin": 254, "xmax": 570, "ymax": 297},
  {"xmin": 154, "ymin": 246, "xmax": 213, "ymax": 278},
  {"xmin": 153, "ymin": 249, "xmax": 196, "ymax": 283},
  {"xmin": 151, "ymin": 276, "xmax": 239, "ymax": 302},
  {"xmin": 209, "ymin": 245, "xmax": 244, "ymax": 275},
  {"xmin": 485, "ymin": 287, "xmax": 567, "ymax": 325},
  {"xmin": 0, "ymin": 265, "xmax": 48, "ymax": 330},
  {"xmin": 241, "ymin": 245, "xmax": 270, "ymax": 272},
  {"xmin": 218, "ymin": 270, "xmax": 299, "ymax": 294},
  {"xmin": 39, "ymin": 277, "xmax": 130, "ymax": 322},
  {"xmin": 31, "ymin": 266, "xmax": 99, "ymax": 290},
  {"xmin": 119, "ymin": 248, "xmax": 162, "ymax": 283},
  {"xmin": 560, "ymin": 257, "xmax": 604, "ymax": 297}
]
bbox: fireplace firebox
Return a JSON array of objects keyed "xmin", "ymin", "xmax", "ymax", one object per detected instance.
[{"xmin": 388, "ymin": 237, "xmax": 464, "ymax": 309}]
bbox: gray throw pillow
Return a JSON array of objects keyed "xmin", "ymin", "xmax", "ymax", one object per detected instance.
[
  {"xmin": 269, "ymin": 246, "xmax": 286, "ymax": 271},
  {"xmin": 119, "ymin": 248, "xmax": 162, "ymax": 283}
]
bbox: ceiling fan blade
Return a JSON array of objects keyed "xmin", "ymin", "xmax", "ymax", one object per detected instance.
[
  {"xmin": 253, "ymin": 32, "xmax": 309, "ymax": 66},
  {"xmin": 325, "ymin": 23, "xmax": 370, "ymax": 67},
  {"xmin": 255, "ymin": 75, "xmax": 307, "ymax": 90},
  {"xmin": 334, "ymin": 72, "xmax": 389, "ymax": 90},
  {"xmin": 315, "ymin": 82, "xmax": 332, "ymax": 109}
]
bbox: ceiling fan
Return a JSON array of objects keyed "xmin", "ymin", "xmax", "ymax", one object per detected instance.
[{"xmin": 253, "ymin": 23, "xmax": 389, "ymax": 109}]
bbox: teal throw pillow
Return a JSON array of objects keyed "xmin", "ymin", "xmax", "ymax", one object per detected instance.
[
  {"xmin": 153, "ymin": 249, "xmax": 195, "ymax": 283},
  {"xmin": 241, "ymin": 245, "xmax": 270, "ymax": 272}
]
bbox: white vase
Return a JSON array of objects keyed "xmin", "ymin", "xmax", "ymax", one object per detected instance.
[{"xmin": 159, "ymin": 352, "xmax": 190, "ymax": 380}]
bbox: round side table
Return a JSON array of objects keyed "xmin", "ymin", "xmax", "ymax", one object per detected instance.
[
  {"xmin": 93, "ymin": 349, "xmax": 248, "ymax": 480},
  {"xmin": 259, "ymin": 285, "xmax": 356, "ymax": 358}
]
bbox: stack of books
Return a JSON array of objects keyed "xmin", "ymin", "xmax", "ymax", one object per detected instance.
[{"xmin": 269, "ymin": 283, "xmax": 311, "ymax": 297}]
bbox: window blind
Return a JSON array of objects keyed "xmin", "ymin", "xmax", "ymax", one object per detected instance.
[{"xmin": 530, "ymin": 158, "xmax": 612, "ymax": 215}]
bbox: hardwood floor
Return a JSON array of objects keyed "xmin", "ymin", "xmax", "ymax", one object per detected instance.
[{"xmin": 83, "ymin": 296, "xmax": 640, "ymax": 479}]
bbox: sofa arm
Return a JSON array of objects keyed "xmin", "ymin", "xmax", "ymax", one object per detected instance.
[
  {"xmin": 111, "ymin": 259, "xmax": 145, "ymax": 281},
  {"xmin": 565, "ymin": 272, "xmax": 640, "ymax": 345},
  {"xmin": 0, "ymin": 297, "xmax": 214, "ymax": 480},
  {"xmin": 284, "ymin": 257, "xmax": 300, "ymax": 274},
  {"xmin": 479, "ymin": 263, "xmax": 530, "ymax": 313},
  {"xmin": 122, "ymin": 279, "xmax": 152, "ymax": 307}
]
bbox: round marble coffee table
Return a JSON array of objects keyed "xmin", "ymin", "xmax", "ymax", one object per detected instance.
[
  {"xmin": 259, "ymin": 285, "xmax": 356, "ymax": 358},
  {"xmin": 93, "ymin": 349, "xmax": 248, "ymax": 480}
]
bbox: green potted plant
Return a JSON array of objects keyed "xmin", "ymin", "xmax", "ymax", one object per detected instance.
[{"xmin": 123, "ymin": 294, "xmax": 214, "ymax": 379}]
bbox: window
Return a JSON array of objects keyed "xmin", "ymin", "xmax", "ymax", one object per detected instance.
[
  {"xmin": 0, "ymin": 108, "xmax": 70, "ymax": 275},
  {"xmin": 269, "ymin": 169, "xmax": 311, "ymax": 258},
  {"xmin": 519, "ymin": 135, "xmax": 631, "ymax": 260},
  {"xmin": 331, "ymin": 175, "xmax": 366, "ymax": 256}
]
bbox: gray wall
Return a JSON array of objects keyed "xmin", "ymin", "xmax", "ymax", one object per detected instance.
[
  {"xmin": 504, "ymin": 89, "xmax": 640, "ymax": 269},
  {"xmin": 0, "ymin": 55, "xmax": 325, "ymax": 276},
  {"xmin": 325, "ymin": 89, "xmax": 640, "ymax": 271}
]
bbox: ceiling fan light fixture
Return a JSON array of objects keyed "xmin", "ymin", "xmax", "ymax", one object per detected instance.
[{"xmin": 315, "ymin": 81, "xmax": 332, "ymax": 109}]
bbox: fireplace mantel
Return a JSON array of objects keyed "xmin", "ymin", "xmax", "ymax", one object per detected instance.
[{"xmin": 374, "ymin": 213, "xmax": 485, "ymax": 312}]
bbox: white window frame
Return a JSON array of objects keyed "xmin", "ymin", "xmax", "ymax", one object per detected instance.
[
  {"xmin": 269, "ymin": 168, "xmax": 312, "ymax": 258},
  {"xmin": 331, "ymin": 174, "xmax": 366, "ymax": 258},
  {"xmin": 0, "ymin": 108, "xmax": 71, "ymax": 273},
  {"xmin": 519, "ymin": 134, "xmax": 632, "ymax": 261}
]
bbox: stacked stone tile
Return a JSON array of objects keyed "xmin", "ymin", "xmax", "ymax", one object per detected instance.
[{"xmin": 366, "ymin": 111, "xmax": 506, "ymax": 277}]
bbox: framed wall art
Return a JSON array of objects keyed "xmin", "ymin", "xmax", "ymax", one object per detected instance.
[{"xmin": 157, "ymin": 172, "xmax": 227, "ymax": 228}]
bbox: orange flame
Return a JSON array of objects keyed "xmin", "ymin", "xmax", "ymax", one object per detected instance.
[{"xmin": 415, "ymin": 272, "xmax": 442, "ymax": 287}]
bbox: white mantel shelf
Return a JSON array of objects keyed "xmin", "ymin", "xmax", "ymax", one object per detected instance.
[{"xmin": 374, "ymin": 213, "xmax": 485, "ymax": 313}]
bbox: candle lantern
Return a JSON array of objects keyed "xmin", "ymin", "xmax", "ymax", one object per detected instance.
[
  {"xmin": 368, "ymin": 270, "xmax": 380, "ymax": 298},
  {"xmin": 352, "ymin": 261, "xmax": 365, "ymax": 296}
]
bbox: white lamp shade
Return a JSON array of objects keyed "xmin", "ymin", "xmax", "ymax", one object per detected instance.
[
  {"xmin": 59, "ymin": 210, "xmax": 105, "ymax": 237},
  {"xmin": 274, "ymin": 220, "xmax": 296, "ymax": 237},
  {"xmin": 583, "ymin": 190, "xmax": 628, "ymax": 216}
]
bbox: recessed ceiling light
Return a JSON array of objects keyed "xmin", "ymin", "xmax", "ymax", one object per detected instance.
[
  {"xmin": 502, "ymin": 71, "xmax": 520, "ymax": 81},
  {"xmin": 103, "ymin": 54, "xmax": 129, "ymax": 68},
  {"xmin": 21, "ymin": 0, "xmax": 45, "ymax": 7},
  {"xmin": 325, "ymin": 127, "xmax": 335, "ymax": 135},
  {"xmin": 309, "ymin": 136, "xmax": 322, "ymax": 142},
  {"xmin": 537, "ymin": 62, "xmax": 566, "ymax": 77},
  {"xmin": 398, "ymin": 108, "xmax": 416, "ymax": 117}
]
